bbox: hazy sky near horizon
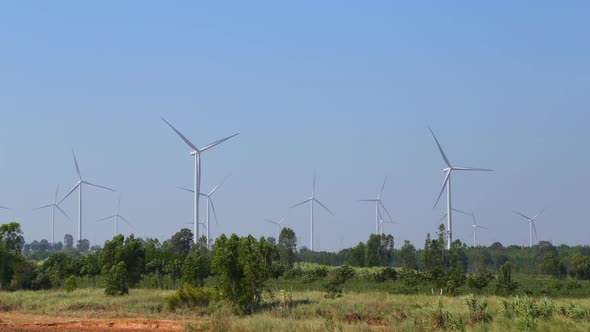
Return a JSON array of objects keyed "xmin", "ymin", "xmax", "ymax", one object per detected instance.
[{"xmin": 1, "ymin": 2, "xmax": 589, "ymax": 249}]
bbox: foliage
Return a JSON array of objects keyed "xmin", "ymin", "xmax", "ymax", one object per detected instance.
[
  {"xmin": 64, "ymin": 275, "xmax": 77, "ymax": 293},
  {"xmin": 496, "ymin": 262, "xmax": 519, "ymax": 294},
  {"xmin": 365, "ymin": 233, "xmax": 394, "ymax": 267},
  {"xmin": 105, "ymin": 261, "xmax": 129, "ymax": 296},
  {"xmin": 467, "ymin": 269, "xmax": 494, "ymax": 291},
  {"xmin": 465, "ymin": 294, "xmax": 492, "ymax": 324},
  {"xmin": 164, "ymin": 284, "xmax": 215, "ymax": 310},
  {"xmin": 398, "ymin": 240, "xmax": 417, "ymax": 269},
  {"xmin": 182, "ymin": 245, "xmax": 211, "ymax": 287},
  {"xmin": 167, "ymin": 228, "xmax": 193, "ymax": 257},
  {"xmin": 277, "ymin": 228, "xmax": 297, "ymax": 267},
  {"xmin": 371, "ymin": 266, "xmax": 398, "ymax": 282}
]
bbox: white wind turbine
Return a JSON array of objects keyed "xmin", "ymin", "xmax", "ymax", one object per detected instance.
[
  {"xmin": 513, "ymin": 209, "xmax": 544, "ymax": 247},
  {"xmin": 429, "ymin": 128, "xmax": 493, "ymax": 250},
  {"xmin": 96, "ymin": 196, "xmax": 133, "ymax": 237},
  {"xmin": 179, "ymin": 175, "xmax": 230, "ymax": 246},
  {"xmin": 33, "ymin": 185, "xmax": 71, "ymax": 244},
  {"xmin": 59, "ymin": 151, "xmax": 115, "ymax": 244},
  {"xmin": 377, "ymin": 209, "xmax": 396, "ymax": 234},
  {"xmin": 162, "ymin": 117, "xmax": 238, "ymax": 244},
  {"xmin": 291, "ymin": 172, "xmax": 334, "ymax": 251},
  {"xmin": 359, "ymin": 177, "xmax": 393, "ymax": 234},
  {"xmin": 447, "ymin": 208, "xmax": 488, "ymax": 247},
  {"xmin": 264, "ymin": 214, "xmax": 288, "ymax": 240}
]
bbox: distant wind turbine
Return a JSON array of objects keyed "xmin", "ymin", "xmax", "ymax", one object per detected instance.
[
  {"xmin": 97, "ymin": 196, "xmax": 133, "ymax": 237},
  {"xmin": 179, "ymin": 175, "xmax": 231, "ymax": 246},
  {"xmin": 513, "ymin": 209, "xmax": 544, "ymax": 247},
  {"xmin": 59, "ymin": 151, "xmax": 115, "ymax": 244},
  {"xmin": 162, "ymin": 117, "xmax": 238, "ymax": 244},
  {"xmin": 33, "ymin": 185, "xmax": 71, "ymax": 244},
  {"xmin": 264, "ymin": 214, "xmax": 288, "ymax": 240},
  {"xmin": 291, "ymin": 171, "xmax": 334, "ymax": 251},
  {"xmin": 429, "ymin": 128, "xmax": 493, "ymax": 250},
  {"xmin": 377, "ymin": 209, "xmax": 396, "ymax": 234},
  {"xmin": 447, "ymin": 208, "xmax": 488, "ymax": 247},
  {"xmin": 359, "ymin": 177, "xmax": 393, "ymax": 234}
]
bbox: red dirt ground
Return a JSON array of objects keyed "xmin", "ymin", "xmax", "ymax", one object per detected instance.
[{"xmin": 0, "ymin": 313, "xmax": 193, "ymax": 331}]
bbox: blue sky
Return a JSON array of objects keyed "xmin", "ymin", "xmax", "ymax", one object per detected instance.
[{"xmin": 0, "ymin": 2, "xmax": 589, "ymax": 249}]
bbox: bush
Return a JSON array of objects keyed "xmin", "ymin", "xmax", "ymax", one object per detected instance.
[
  {"xmin": 496, "ymin": 262, "xmax": 518, "ymax": 295},
  {"xmin": 334, "ymin": 264, "xmax": 355, "ymax": 284},
  {"xmin": 64, "ymin": 275, "xmax": 77, "ymax": 293},
  {"xmin": 301, "ymin": 265, "xmax": 328, "ymax": 283},
  {"xmin": 467, "ymin": 270, "xmax": 494, "ymax": 291},
  {"xmin": 465, "ymin": 294, "xmax": 492, "ymax": 324},
  {"xmin": 372, "ymin": 266, "xmax": 398, "ymax": 282},
  {"xmin": 164, "ymin": 284, "xmax": 216, "ymax": 310},
  {"xmin": 323, "ymin": 264, "xmax": 355, "ymax": 299},
  {"xmin": 105, "ymin": 262, "xmax": 129, "ymax": 296}
]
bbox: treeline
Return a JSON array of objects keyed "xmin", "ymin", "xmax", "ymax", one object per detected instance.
[{"xmin": 3, "ymin": 221, "xmax": 590, "ymax": 297}]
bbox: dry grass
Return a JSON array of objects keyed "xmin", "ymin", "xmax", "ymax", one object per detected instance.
[{"xmin": 2, "ymin": 289, "xmax": 590, "ymax": 331}]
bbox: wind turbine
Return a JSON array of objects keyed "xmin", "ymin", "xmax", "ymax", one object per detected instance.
[
  {"xmin": 59, "ymin": 151, "xmax": 115, "ymax": 244},
  {"xmin": 359, "ymin": 177, "xmax": 393, "ymax": 234},
  {"xmin": 97, "ymin": 196, "xmax": 133, "ymax": 237},
  {"xmin": 446, "ymin": 208, "xmax": 488, "ymax": 247},
  {"xmin": 377, "ymin": 209, "xmax": 396, "ymax": 234},
  {"xmin": 513, "ymin": 209, "xmax": 544, "ymax": 247},
  {"xmin": 291, "ymin": 172, "xmax": 334, "ymax": 251},
  {"xmin": 179, "ymin": 175, "xmax": 230, "ymax": 246},
  {"xmin": 264, "ymin": 214, "xmax": 288, "ymax": 240},
  {"xmin": 33, "ymin": 185, "xmax": 71, "ymax": 244},
  {"xmin": 162, "ymin": 117, "xmax": 238, "ymax": 244},
  {"xmin": 429, "ymin": 128, "xmax": 492, "ymax": 250}
]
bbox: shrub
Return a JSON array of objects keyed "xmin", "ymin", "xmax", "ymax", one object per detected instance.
[
  {"xmin": 301, "ymin": 265, "xmax": 328, "ymax": 283},
  {"xmin": 334, "ymin": 264, "xmax": 355, "ymax": 284},
  {"xmin": 164, "ymin": 284, "xmax": 216, "ymax": 310},
  {"xmin": 372, "ymin": 266, "xmax": 398, "ymax": 282},
  {"xmin": 465, "ymin": 294, "xmax": 492, "ymax": 324},
  {"xmin": 64, "ymin": 275, "xmax": 77, "ymax": 293},
  {"xmin": 466, "ymin": 270, "xmax": 494, "ymax": 291},
  {"xmin": 105, "ymin": 262, "xmax": 129, "ymax": 296},
  {"xmin": 496, "ymin": 262, "xmax": 518, "ymax": 295}
]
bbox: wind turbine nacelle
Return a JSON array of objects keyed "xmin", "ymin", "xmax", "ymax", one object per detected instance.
[{"xmin": 190, "ymin": 151, "xmax": 198, "ymax": 156}]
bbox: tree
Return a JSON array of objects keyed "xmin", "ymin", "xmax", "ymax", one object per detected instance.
[
  {"xmin": 182, "ymin": 245, "xmax": 210, "ymax": 287},
  {"xmin": 399, "ymin": 240, "xmax": 417, "ymax": 269},
  {"xmin": 105, "ymin": 261, "xmax": 129, "ymax": 296},
  {"xmin": 277, "ymin": 228, "xmax": 297, "ymax": 267},
  {"xmin": 570, "ymin": 252, "xmax": 590, "ymax": 280},
  {"xmin": 0, "ymin": 222, "xmax": 25, "ymax": 290},
  {"xmin": 345, "ymin": 242, "xmax": 366, "ymax": 267},
  {"xmin": 365, "ymin": 234, "xmax": 394, "ymax": 267},
  {"xmin": 64, "ymin": 234, "xmax": 74, "ymax": 249},
  {"xmin": 496, "ymin": 262, "xmax": 518, "ymax": 294},
  {"xmin": 168, "ymin": 228, "xmax": 193, "ymax": 256},
  {"xmin": 77, "ymin": 239, "xmax": 90, "ymax": 252}
]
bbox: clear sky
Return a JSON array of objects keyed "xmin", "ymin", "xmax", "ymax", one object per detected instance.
[{"xmin": 0, "ymin": 2, "xmax": 589, "ymax": 249}]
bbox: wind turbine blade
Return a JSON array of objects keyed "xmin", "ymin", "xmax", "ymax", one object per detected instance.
[
  {"xmin": 264, "ymin": 219, "xmax": 279, "ymax": 225},
  {"xmin": 209, "ymin": 200, "xmax": 219, "ymax": 225},
  {"xmin": 379, "ymin": 177, "xmax": 387, "ymax": 200},
  {"xmin": 58, "ymin": 181, "xmax": 81, "ymax": 205},
  {"xmin": 358, "ymin": 199, "xmax": 378, "ymax": 202},
  {"xmin": 532, "ymin": 222, "xmax": 538, "ymax": 244},
  {"xmin": 512, "ymin": 210, "xmax": 532, "ymax": 221},
  {"xmin": 428, "ymin": 127, "xmax": 451, "ymax": 168},
  {"xmin": 161, "ymin": 117, "xmax": 199, "ymax": 152},
  {"xmin": 378, "ymin": 201, "xmax": 393, "ymax": 222},
  {"xmin": 0, "ymin": 206, "xmax": 8, "ymax": 210},
  {"xmin": 451, "ymin": 208, "xmax": 471, "ymax": 217},
  {"xmin": 440, "ymin": 213, "xmax": 447, "ymax": 222},
  {"xmin": 478, "ymin": 226, "xmax": 489, "ymax": 230},
  {"xmin": 54, "ymin": 185, "xmax": 60, "ymax": 203},
  {"xmin": 84, "ymin": 181, "xmax": 115, "ymax": 192},
  {"xmin": 199, "ymin": 133, "xmax": 240, "ymax": 152},
  {"xmin": 433, "ymin": 171, "xmax": 450, "ymax": 208},
  {"xmin": 453, "ymin": 167, "xmax": 493, "ymax": 172},
  {"xmin": 531, "ymin": 209, "xmax": 545, "ymax": 221},
  {"xmin": 72, "ymin": 150, "xmax": 82, "ymax": 180},
  {"xmin": 314, "ymin": 198, "xmax": 334, "ymax": 216},
  {"xmin": 209, "ymin": 174, "xmax": 231, "ymax": 196},
  {"xmin": 33, "ymin": 204, "xmax": 53, "ymax": 210},
  {"xmin": 313, "ymin": 170, "xmax": 317, "ymax": 194},
  {"xmin": 96, "ymin": 215, "xmax": 116, "ymax": 222},
  {"xmin": 119, "ymin": 215, "xmax": 135, "ymax": 229},
  {"xmin": 178, "ymin": 186, "xmax": 195, "ymax": 194},
  {"xmin": 55, "ymin": 205, "xmax": 72, "ymax": 222},
  {"xmin": 291, "ymin": 198, "xmax": 313, "ymax": 209}
]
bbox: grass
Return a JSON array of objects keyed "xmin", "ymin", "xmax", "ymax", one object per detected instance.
[{"xmin": 3, "ymin": 288, "xmax": 590, "ymax": 331}]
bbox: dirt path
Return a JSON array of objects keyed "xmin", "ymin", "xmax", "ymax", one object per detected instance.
[{"xmin": 0, "ymin": 313, "xmax": 193, "ymax": 331}]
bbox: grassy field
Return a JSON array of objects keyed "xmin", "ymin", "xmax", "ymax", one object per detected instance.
[{"xmin": 3, "ymin": 288, "xmax": 590, "ymax": 331}]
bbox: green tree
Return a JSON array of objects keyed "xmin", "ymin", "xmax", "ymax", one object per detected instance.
[
  {"xmin": 345, "ymin": 242, "xmax": 366, "ymax": 267},
  {"xmin": 64, "ymin": 234, "xmax": 74, "ymax": 249},
  {"xmin": 365, "ymin": 234, "xmax": 394, "ymax": 267},
  {"xmin": 399, "ymin": 240, "xmax": 417, "ymax": 269},
  {"xmin": 105, "ymin": 261, "xmax": 129, "ymax": 296},
  {"xmin": 182, "ymin": 245, "xmax": 210, "ymax": 287},
  {"xmin": 77, "ymin": 239, "xmax": 90, "ymax": 252},
  {"xmin": 496, "ymin": 262, "xmax": 518, "ymax": 294},
  {"xmin": 570, "ymin": 252, "xmax": 590, "ymax": 280},
  {"xmin": 168, "ymin": 228, "xmax": 193, "ymax": 256},
  {"xmin": 277, "ymin": 228, "xmax": 297, "ymax": 267}
]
